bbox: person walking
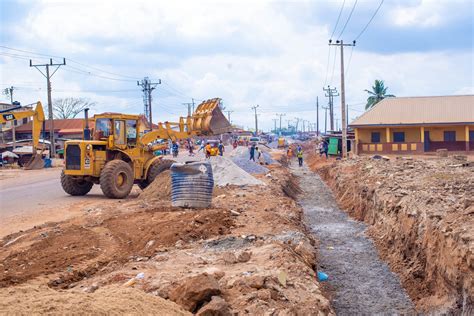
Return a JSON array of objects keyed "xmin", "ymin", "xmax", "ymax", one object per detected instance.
[
  {"xmin": 188, "ymin": 139, "xmax": 195, "ymax": 156},
  {"xmin": 286, "ymin": 147, "xmax": 293, "ymax": 166},
  {"xmin": 297, "ymin": 148, "xmax": 304, "ymax": 167},
  {"xmin": 249, "ymin": 144, "xmax": 256, "ymax": 161},
  {"xmin": 205, "ymin": 142, "xmax": 212, "ymax": 159},
  {"xmin": 218, "ymin": 141, "xmax": 225, "ymax": 156},
  {"xmin": 172, "ymin": 141, "xmax": 179, "ymax": 158},
  {"xmin": 322, "ymin": 141, "xmax": 328, "ymax": 159},
  {"xmin": 198, "ymin": 140, "xmax": 205, "ymax": 153}
]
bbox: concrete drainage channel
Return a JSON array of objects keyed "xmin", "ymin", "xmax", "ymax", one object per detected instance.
[{"xmin": 292, "ymin": 163, "xmax": 414, "ymax": 314}]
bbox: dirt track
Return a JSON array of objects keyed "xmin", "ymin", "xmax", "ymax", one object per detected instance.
[{"xmin": 292, "ymin": 162, "xmax": 414, "ymax": 314}]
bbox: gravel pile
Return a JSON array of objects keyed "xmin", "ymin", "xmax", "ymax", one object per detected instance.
[
  {"xmin": 209, "ymin": 156, "xmax": 264, "ymax": 186},
  {"xmin": 232, "ymin": 156, "xmax": 269, "ymax": 174},
  {"xmin": 228, "ymin": 146, "xmax": 276, "ymax": 174}
]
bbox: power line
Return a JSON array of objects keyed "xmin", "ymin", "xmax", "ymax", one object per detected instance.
[
  {"xmin": 330, "ymin": 0, "xmax": 346, "ymax": 39},
  {"xmin": 0, "ymin": 45, "xmax": 140, "ymax": 81},
  {"xmin": 337, "ymin": 0, "xmax": 358, "ymax": 39},
  {"xmin": 345, "ymin": 45, "xmax": 355, "ymax": 77},
  {"xmin": 355, "ymin": 0, "xmax": 384, "ymax": 40}
]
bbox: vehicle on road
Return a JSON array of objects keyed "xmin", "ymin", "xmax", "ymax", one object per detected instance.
[{"xmin": 61, "ymin": 98, "xmax": 231, "ymax": 199}]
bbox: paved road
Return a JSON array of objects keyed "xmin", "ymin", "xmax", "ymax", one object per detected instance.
[{"xmin": 0, "ymin": 168, "xmax": 106, "ymax": 217}]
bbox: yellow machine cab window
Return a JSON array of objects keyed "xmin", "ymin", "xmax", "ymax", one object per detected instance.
[
  {"xmin": 114, "ymin": 120, "xmax": 126, "ymax": 145},
  {"xmin": 94, "ymin": 118, "xmax": 112, "ymax": 140}
]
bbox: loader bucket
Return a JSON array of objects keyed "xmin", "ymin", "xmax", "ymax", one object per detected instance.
[
  {"xmin": 24, "ymin": 153, "xmax": 44, "ymax": 170},
  {"xmin": 193, "ymin": 98, "xmax": 232, "ymax": 135}
]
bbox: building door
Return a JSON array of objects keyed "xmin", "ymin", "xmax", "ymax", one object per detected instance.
[{"xmin": 424, "ymin": 131, "xmax": 430, "ymax": 151}]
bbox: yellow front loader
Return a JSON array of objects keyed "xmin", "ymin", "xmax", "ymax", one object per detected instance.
[
  {"xmin": 0, "ymin": 101, "xmax": 45, "ymax": 169},
  {"xmin": 61, "ymin": 98, "xmax": 231, "ymax": 199}
]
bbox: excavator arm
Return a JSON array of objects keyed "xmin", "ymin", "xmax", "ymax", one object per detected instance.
[
  {"xmin": 139, "ymin": 98, "xmax": 231, "ymax": 145},
  {"xmin": 0, "ymin": 101, "xmax": 46, "ymax": 169}
]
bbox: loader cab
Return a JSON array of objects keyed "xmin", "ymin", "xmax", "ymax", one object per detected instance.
[{"xmin": 93, "ymin": 116, "xmax": 139, "ymax": 148}]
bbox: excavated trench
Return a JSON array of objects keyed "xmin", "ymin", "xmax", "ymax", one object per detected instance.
[{"xmin": 291, "ymin": 163, "xmax": 414, "ymax": 314}]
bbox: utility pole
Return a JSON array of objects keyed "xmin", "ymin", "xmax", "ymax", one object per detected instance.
[
  {"xmin": 4, "ymin": 86, "xmax": 16, "ymax": 148},
  {"xmin": 316, "ymin": 96, "xmax": 319, "ymax": 136},
  {"xmin": 225, "ymin": 110, "xmax": 234, "ymax": 123},
  {"xmin": 272, "ymin": 118, "xmax": 278, "ymax": 133},
  {"xmin": 330, "ymin": 39, "xmax": 355, "ymax": 158},
  {"xmin": 294, "ymin": 118, "xmax": 300, "ymax": 133},
  {"xmin": 323, "ymin": 106, "xmax": 328, "ymax": 133},
  {"xmin": 251, "ymin": 105, "xmax": 259, "ymax": 135},
  {"xmin": 183, "ymin": 99, "xmax": 197, "ymax": 116},
  {"xmin": 346, "ymin": 104, "xmax": 349, "ymax": 128},
  {"xmin": 276, "ymin": 113, "xmax": 286, "ymax": 136},
  {"xmin": 137, "ymin": 77, "xmax": 161, "ymax": 130},
  {"xmin": 30, "ymin": 58, "xmax": 66, "ymax": 156},
  {"xmin": 323, "ymin": 85, "xmax": 339, "ymax": 132},
  {"xmin": 183, "ymin": 102, "xmax": 193, "ymax": 116}
]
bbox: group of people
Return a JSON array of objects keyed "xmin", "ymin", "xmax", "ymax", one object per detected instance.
[
  {"xmin": 248, "ymin": 143, "xmax": 265, "ymax": 164},
  {"xmin": 286, "ymin": 145, "xmax": 304, "ymax": 167}
]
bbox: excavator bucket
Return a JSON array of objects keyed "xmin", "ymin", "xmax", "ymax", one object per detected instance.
[
  {"xmin": 193, "ymin": 98, "xmax": 232, "ymax": 135},
  {"xmin": 24, "ymin": 153, "xmax": 44, "ymax": 170}
]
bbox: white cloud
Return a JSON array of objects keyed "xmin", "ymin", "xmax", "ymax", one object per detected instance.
[
  {"xmin": 390, "ymin": 0, "xmax": 471, "ymax": 28},
  {"xmin": 1, "ymin": 0, "xmax": 472, "ymax": 131}
]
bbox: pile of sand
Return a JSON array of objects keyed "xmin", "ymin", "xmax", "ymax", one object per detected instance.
[
  {"xmin": 140, "ymin": 170, "xmax": 172, "ymax": 201},
  {"xmin": 0, "ymin": 283, "xmax": 190, "ymax": 315},
  {"xmin": 209, "ymin": 156, "xmax": 264, "ymax": 186}
]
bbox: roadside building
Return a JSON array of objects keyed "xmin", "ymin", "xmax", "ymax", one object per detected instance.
[
  {"xmin": 350, "ymin": 95, "xmax": 474, "ymax": 154},
  {"xmin": 14, "ymin": 118, "xmax": 93, "ymax": 142}
]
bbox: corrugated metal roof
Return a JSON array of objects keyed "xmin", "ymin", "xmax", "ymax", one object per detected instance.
[
  {"xmin": 16, "ymin": 119, "xmax": 95, "ymax": 133},
  {"xmin": 350, "ymin": 95, "xmax": 474, "ymax": 127}
]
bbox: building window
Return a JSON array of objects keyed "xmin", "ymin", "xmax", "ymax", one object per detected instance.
[
  {"xmin": 470, "ymin": 131, "xmax": 474, "ymax": 141},
  {"xmin": 444, "ymin": 131, "xmax": 456, "ymax": 142},
  {"xmin": 371, "ymin": 132, "xmax": 381, "ymax": 143},
  {"xmin": 23, "ymin": 118, "xmax": 28, "ymax": 124},
  {"xmin": 393, "ymin": 132, "xmax": 405, "ymax": 143}
]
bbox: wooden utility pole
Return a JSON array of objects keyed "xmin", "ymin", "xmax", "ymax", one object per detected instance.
[
  {"xmin": 323, "ymin": 85, "xmax": 339, "ymax": 131},
  {"xmin": 225, "ymin": 110, "xmax": 234, "ymax": 123},
  {"xmin": 138, "ymin": 77, "xmax": 161, "ymax": 130},
  {"xmin": 251, "ymin": 105, "xmax": 259, "ymax": 135},
  {"xmin": 316, "ymin": 96, "xmax": 319, "ymax": 136},
  {"xmin": 30, "ymin": 58, "xmax": 66, "ymax": 156},
  {"xmin": 329, "ymin": 39, "xmax": 355, "ymax": 158},
  {"xmin": 276, "ymin": 113, "xmax": 286, "ymax": 136}
]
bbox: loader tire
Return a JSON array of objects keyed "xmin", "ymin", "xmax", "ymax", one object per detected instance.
[
  {"xmin": 100, "ymin": 160, "xmax": 134, "ymax": 199},
  {"xmin": 61, "ymin": 171, "xmax": 93, "ymax": 196},
  {"xmin": 138, "ymin": 159, "xmax": 174, "ymax": 190}
]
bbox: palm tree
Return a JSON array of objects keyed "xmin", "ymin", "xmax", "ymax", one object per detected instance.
[{"xmin": 365, "ymin": 80, "xmax": 395, "ymax": 110}]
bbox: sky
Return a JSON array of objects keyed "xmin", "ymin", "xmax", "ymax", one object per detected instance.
[{"xmin": 0, "ymin": 0, "xmax": 473, "ymax": 132}]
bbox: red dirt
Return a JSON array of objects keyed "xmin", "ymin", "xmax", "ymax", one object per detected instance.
[{"xmin": 307, "ymin": 149, "xmax": 474, "ymax": 314}]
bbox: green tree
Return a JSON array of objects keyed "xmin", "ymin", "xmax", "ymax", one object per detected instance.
[{"xmin": 364, "ymin": 80, "xmax": 395, "ymax": 110}]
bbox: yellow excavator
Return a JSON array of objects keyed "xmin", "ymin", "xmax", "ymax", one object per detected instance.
[
  {"xmin": 0, "ymin": 101, "xmax": 46, "ymax": 169},
  {"xmin": 61, "ymin": 98, "xmax": 231, "ymax": 198}
]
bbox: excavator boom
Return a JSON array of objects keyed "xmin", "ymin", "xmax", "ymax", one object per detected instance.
[{"xmin": 0, "ymin": 102, "xmax": 45, "ymax": 169}]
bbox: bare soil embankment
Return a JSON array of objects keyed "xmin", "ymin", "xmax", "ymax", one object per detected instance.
[
  {"xmin": 0, "ymin": 157, "xmax": 333, "ymax": 315},
  {"xmin": 308, "ymin": 152, "xmax": 473, "ymax": 314}
]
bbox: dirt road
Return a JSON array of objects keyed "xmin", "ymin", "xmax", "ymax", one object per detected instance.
[
  {"xmin": 0, "ymin": 168, "xmax": 137, "ymax": 238},
  {"xmin": 0, "ymin": 168, "xmax": 106, "ymax": 217},
  {"xmin": 292, "ymin": 163, "xmax": 414, "ymax": 314}
]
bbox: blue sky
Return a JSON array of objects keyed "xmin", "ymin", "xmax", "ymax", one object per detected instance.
[{"xmin": 1, "ymin": 0, "xmax": 473, "ymax": 131}]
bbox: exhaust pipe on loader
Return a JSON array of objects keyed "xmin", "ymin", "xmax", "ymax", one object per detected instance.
[{"xmin": 83, "ymin": 108, "xmax": 91, "ymax": 140}]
